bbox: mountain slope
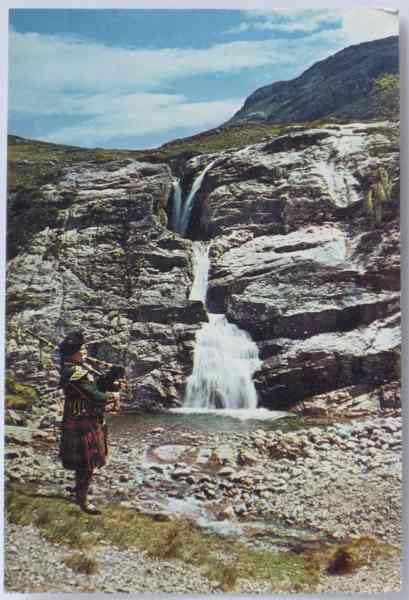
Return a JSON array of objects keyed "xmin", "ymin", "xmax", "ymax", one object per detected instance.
[{"xmin": 229, "ymin": 36, "xmax": 399, "ymax": 125}]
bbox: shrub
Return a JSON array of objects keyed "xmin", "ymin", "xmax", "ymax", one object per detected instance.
[
  {"xmin": 373, "ymin": 74, "xmax": 399, "ymax": 120},
  {"xmin": 64, "ymin": 553, "xmax": 98, "ymax": 575}
]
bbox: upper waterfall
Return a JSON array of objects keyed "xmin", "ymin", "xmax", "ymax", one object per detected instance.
[
  {"xmin": 171, "ymin": 178, "xmax": 182, "ymax": 231},
  {"xmin": 172, "ymin": 159, "xmax": 217, "ymax": 236}
]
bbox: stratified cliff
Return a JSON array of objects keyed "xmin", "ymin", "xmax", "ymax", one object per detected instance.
[
  {"xmin": 182, "ymin": 120, "xmax": 400, "ymax": 411},
  {"xmin": 7, "ymin": 147, "xmax": 206, "ymax": 410},
  {"xmin": 6, "ymin": 117, "xmax": 400, "ymax": 413}
]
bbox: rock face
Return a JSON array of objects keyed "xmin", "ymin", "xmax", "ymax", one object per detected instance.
[
  {"xmin": 6, "ymin": 118, "xmax": 400, "ymax": 412},
  {"xmin": 228, "ymin": 36, "xmax": 399, "ymax": 126},
  {"xmin": 7, "ymin": 157, "xmax": 206, "ymax": 409},
  {"xmin": 185, "ymin": 121, "xmax": 400, "ymax": 409}
]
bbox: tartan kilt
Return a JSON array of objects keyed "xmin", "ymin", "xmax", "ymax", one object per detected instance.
[{"xmin": 59, "ymin": 416, "xmax": 107, "ymax": 470}]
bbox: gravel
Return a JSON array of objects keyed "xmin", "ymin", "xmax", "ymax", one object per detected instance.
[
  {"xmin": 4, "ymin": 411, "xmax": 403, "ymax": 593},
  {"xmin": 5, "ymin": 523, "xmax": 216, "ymax": 594}
]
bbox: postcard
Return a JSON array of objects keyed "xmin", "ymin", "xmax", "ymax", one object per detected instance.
[{"xmin": 3, "ymin": 3, "xmax": 402, "ymax": 595}]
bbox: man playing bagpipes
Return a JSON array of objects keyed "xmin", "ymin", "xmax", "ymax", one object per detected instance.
[{"xmin": 58, "ymin": 330, "xmax": 125, "ymax": 515}]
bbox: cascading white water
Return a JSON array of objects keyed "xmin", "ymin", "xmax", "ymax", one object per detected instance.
[
  {"xmin": 171, "ymin": 179, "xmax": 182, "ymax": 231},
  {"xmin": 185, "ymin": 312, "xmax": 260, "ymax": 409},
  {"xmin": 185, "ymin": 243, "xmax": 260, "ymax": 410},
  {"xmin": 189, "ymin": 242, "xmax": 210, "ymax": 303},
  {"xmin": 169, "ymin": 159, "xmax": 290, "ymax": 421},
  {"xmin": 178, "ymin": 159, "xmax": 218, "ymax": 235}
]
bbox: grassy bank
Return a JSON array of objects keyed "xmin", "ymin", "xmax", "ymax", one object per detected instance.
[
  {"xmin": 7, "ymin": 118, "xmax": 345, "ymax": 192},
  {"xmin": 6, "ymin": 483, "xmax": 395, "ymax": 592}
]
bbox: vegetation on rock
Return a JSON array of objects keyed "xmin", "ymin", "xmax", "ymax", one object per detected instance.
[
  {"xmin": 5, "ymin": 374, "xmax": 38, "ymax": 411},
  {"xmin": 365, "ymin": 166, "xmax": 396, "ymax": 226},
  {"xmin": 373, "ymin": 74, "xmax": 400, "ymax": 120}
]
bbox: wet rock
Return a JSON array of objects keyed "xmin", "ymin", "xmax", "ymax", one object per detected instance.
[
  {"xmin": 217, "ymin": 505, "xmax": 235, "ymax": 520},
  {"xmin": 238, "ymin": 450, "xmax": 259, "ymax": 466},
  {"xmin": 149, "ymin": 465, "xmax": 167, "ymax": 474},
  {"xmin": 5, "ymin": 409, "xmax": 27, "ymax": 426},
  {"xmin": 218, "ymin": 467, "xmax": 235, "ymax": 478},
  {"xmin": 234, "ymin": 503, "xmax": 247, "ymax": 515},
  {"xmin": 5, "ymin": 426, "xmax": 35, "ymax": 445},
  {"xmin": 172, "ymin": 468, "xmax": 192, "ymax": 479},
  {"xmin": 151, "ymin": 445, "xmax": 189, "ymax": 463},
  {"xmin": 195, "ymin": 122, "xmax": 400, "ymax": 408}
]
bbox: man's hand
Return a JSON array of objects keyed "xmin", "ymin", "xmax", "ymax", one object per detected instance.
[
  {"xmin": 107, "ymin": 391, "xmax": 121, "ymax": 413},
  {"xmin": 115, "ymin": 379, "xmax": 128, "ymax": 392}
]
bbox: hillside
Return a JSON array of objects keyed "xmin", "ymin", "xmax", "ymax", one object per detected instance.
[{"xmin": 229, "ymin": 36, "xmax": 399, "ymax": 125}]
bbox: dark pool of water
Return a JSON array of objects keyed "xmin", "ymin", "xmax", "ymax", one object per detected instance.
[{"xmin": 108, "ymin": 410, "xmax": 308, "ymax": 437}]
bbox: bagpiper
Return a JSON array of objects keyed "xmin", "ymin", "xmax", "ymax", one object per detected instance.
[{"xmin": 58, "ymin": 330, "xmax": 121, "ymax": 514}]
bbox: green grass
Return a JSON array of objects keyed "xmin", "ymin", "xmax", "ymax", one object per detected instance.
[
  {"xmin": 7, "ymin": 117, "xmax": 389, "ymax": 195},
  {"xmin": 6, "ymin": 118, "xmax": 351, "ymax": 193},
  {"xmin": 6, "ymin": 482, "xmax": 323, "ymax": 592},
  {"xmin": 6, "ymin": 483, "xmax": 398, "ymax": 592}
]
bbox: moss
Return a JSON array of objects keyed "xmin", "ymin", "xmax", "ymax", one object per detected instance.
[
  {"xmin": 5, "ymin": 375, "xmax": 38, "ymax": 410},
  {"xmin": 77, "ymin": 291, "xmax": 100, "ymax": 306}
]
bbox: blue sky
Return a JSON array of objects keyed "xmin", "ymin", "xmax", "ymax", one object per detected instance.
[{"xmin": 8, "ymin": 8, "xmax": 398, "ymax": 149}]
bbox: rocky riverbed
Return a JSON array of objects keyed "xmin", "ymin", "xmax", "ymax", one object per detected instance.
[{"xmin": 4, "ymin": 399, "xmax": 402, "ymax": 593}]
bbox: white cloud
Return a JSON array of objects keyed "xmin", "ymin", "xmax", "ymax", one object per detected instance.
[
  {"xmin": 9, "ymin": 27, "xmax": 337, "ymax": 146},
  {"xmin": 41, "ymin": 95, "xmax": 244, "ymax": 147},
  {"xmin": 226, "ymin": 9, "xmax": 341, "ymax": 35},
  {"xmin": 226, "ymin": 8, "xmax": 398, "ymax": 45},
  {"xmin": 9, "ymin": 29, "xmax": 289, "ymax": 96},
  {"xmin": 9, "ymin": 8, "xmax": 398, "ymax": 148},
  {"xmin": 340, "ymin": 8, "xmax": 398, "ymax": 44}
]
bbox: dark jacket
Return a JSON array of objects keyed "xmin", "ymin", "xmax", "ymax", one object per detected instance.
[{"xmin": 60, "ymin": 363, "xmax": 111, "ymax": 420}]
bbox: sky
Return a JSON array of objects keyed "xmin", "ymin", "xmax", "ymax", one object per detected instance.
[{"xmin": 8, "ymin": 7, "xmax": 398, "ymax": 150}]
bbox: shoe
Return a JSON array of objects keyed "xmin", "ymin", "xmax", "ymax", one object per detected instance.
[
  {"xmin": 81, "ymin": 502, "xmax": 102, "ymax": 515},
  {"xmin": 76, "ymin": 493, "xmax": 102, "ymax": 515}
]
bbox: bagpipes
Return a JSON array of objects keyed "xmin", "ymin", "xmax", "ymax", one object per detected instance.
[
  {"xmin": 96, "ymin": 364, "xmax": 127, "ymax": 413},
  {"xmin": 22, "ymin": 328, "xmax": 128, "ymax": 411}
]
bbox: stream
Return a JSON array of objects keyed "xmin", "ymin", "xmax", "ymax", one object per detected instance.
[
  {"xmin": 107, "ymin": 409, "xmax": 331, "ymax": 554},
  {"xmin": 101, "ymin": 163, "xmax": 335, "ymax": 553}
]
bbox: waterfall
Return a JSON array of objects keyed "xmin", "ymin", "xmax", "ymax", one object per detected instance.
[
  {"xmin": 185, "ymin": 243, "xmax": 260, "ymax": 410},
  {"xmin": 185, "ymin": 312, "xmax": 260, "ymax": 410},
  {"xmin": 171, "ymin": 179, "xmax": 182, "ymax": 231},
  {"xmin": 178, "ymin": 159, "xmax": 218, "ymax": 235},
  {"xmin": 170, "ymin": 158, "xmax": 262, "ymax": 412},
  {"xmin": 189, "ymin": 242, "xmax": 210, "ymax": 303}
]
